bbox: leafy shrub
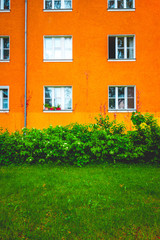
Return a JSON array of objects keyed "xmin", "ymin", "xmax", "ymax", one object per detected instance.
[{"xmin": 0, "ymin": 113, "xmax": 159, "ymax": 166}]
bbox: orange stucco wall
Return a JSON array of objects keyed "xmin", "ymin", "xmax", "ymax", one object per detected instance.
[{"xmin": 0, "ymin": 0, "xmax": 160, "ymax": 132}]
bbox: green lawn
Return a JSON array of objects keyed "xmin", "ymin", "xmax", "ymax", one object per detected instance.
[{"xmin": 0, "ymin": 164, "xmax": 160, "ymax": 240}]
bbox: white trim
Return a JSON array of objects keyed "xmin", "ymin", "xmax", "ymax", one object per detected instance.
[
  {"xmin": 43, "ymin": 110, "xmax": 73, "ymax": 113},
  {"xmin": 107, "ymin": 8, "xmax": 135, "ymax": 11},
  {"xmin": 0, "ymin": 9, "xmax": 10, "ymax": 12},
  {"xmin": 108, "ymin": 59, "xmax": 136, "ymax": 62},
  {"xmin": 43, "ymin": 9, "xmax": 72, "ymax": 12},
  {"xmin": 108, "ymin": 110, "xmax": 136, "ymax": 112},
  {"xmin": 43, "ymin": 59, "xmax": 73, "ymax": 62}
]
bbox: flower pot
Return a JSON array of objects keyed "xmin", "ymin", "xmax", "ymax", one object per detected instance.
[
  {"xmin": 45, "ymin": 107, "xmax": 48, "ymax": 110},
  {"xmin": 49, "ymin": 108, "xmax": 54, "ymax": 110},
  {"xmin": 56, "ymin": 108, "xmax": 61, "ymax": 110}
]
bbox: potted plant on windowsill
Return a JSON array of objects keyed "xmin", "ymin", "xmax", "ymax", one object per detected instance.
[
  {"xmin": 49, "ymin": 106, "xmax": 56, "ymax": 111},
  {"xmin": 56, "ymin": 104, "xmax": 61, "ymax": 110},
  {"xmin": 44, "ymin": 104, "xmax": 50, "ymax": 110}
]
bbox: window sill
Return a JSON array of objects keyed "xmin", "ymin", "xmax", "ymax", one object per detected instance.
[
  {"xmin": 43, "ymin": 110, "xmax": 73, "ymax": 113},
  {"xmin": 0, "ymin": 110, "xmax": 9, "ymax": 113},
  {"xmin": 108, "ymin": 109, "xmax": 136, "ymax": 112},
  {"xmin": 43, "ymin": 59, "xmax": 73, "ymax": 62},
  {"xmin": 107, "ymin": 8, "xmax": 135, "ymax": 12},
  {"xmin": 0, "ymin": 59, "xmax": 10, "ymax": 62},
  {"xmin": 0, "ymin": 9, "xmax": 10, "ymax": 12},
  {"xmin": 43, "ymin": 8, "xmax": 72, "ymax": 12},
  {"xmin": 108, "ymin": 58, "xmax": 136, "ymax": 62}
]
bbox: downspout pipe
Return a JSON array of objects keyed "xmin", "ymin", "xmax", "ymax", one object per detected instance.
[{"xmin": 24, "ymin": 0, "xmax": 27, "ymax": 128}]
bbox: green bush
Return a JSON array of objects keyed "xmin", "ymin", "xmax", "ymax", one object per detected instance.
[{"xmin": 0, "ymin": 113, "xmax": 160, "ymax": 166}]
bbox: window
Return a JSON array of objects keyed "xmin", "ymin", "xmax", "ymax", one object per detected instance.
[
  {"xmin": 0, "ymin": 0, "xmax": 10, "ymax": 10},
  {"xmin": 108, "ymin": 35, "xmax": 135, "ymax": 60},
  {"xmin": 0, "ymin": 37, "xmax": 9, "ymax": 61},
  {"xmin": 44, "ymin": 0, "xmax": 72, "ymax": 10},
  {"xmin": 108, "ymin": 0, "xmax": 135, "ymax": 10},
  {"xmin": 44, "ymin": 86, "xmax": 72, "ymax": 111},
  {"xmin": 0, "ymin": 87, "xmax": 9, "ymax": 111},
  {"xmin": 109, "ymin": 86, "xmax": 136, "ymax": 111},
  {"xmin": 44, "ymin": 36, "xmax": 72, "ymax": 61}
]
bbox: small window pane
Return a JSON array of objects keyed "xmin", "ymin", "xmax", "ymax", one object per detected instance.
[
  {"xmin": 3, "ymin": 89, "xmax": 8, "ymax": 98},
  {"xmin": 108, "ymin": 0, "xmax": 115, "ymax": 9},
  {"xmin": 54, "ymin": 38, "xmax": 61, "ymax": 48},
  {"xmin": 117, "ymin": 0, "xmax": 124, "ymax": 9},
  {"xmin": 109, "ymin": 37, "xmax": 115, "ymax": 59},
  {"xmin": 127, "ymin": 49, "xmax": 134, "ymax": 59},
  {"xmin": 45, "ymin": 88, "xmax": 52, "ymax": 98},
  {"xmin": 54, "ymin": 50, "xmax": 61, "ymax": 59},
  {"xmin": 45, "ymin": 38, "xmax": 53, "ymax": 59},
  {"xmin": 118, "ymin": 99, "xmax": 125, "ymax": 109},
  {"xmin": 45, "ymin": 99, "xmax": 52, "ymax": 107},
  {"xmin": 54, "ymin": 0, "xmax": 61, "ymax": 9},
  {"xmin": 109, "ymin": 99, "xmax": 115, "ymax": 109},
  {"xmin": 4, "ymin": 38, "xmax": 9, "ymax": 48},
  {"xmin": 128, "ymin": 99, "xmax": 134, "ymax": 108},
  {"xmin": 45, "ymin": 0, "xmax": 52, "ymax": 9},
  {"xmin": 64, "ymin": 38, "xmax": 72, "ymax": 48},
  {"xmin": 127, "ymin": 87, "xmax": 134, "ymax": 97},
  {"xmin": 127, "ymin": 37, "xmax": 133, "ymax": 47},
  {"xmin": 118, "ymin": 87, "xmax": 124, "ymax": 98},
  {"xmin": 3, "ymin": 50, "xmax": 9, "ymax": 59},
  {"xmin": 118, "ymin": 38, "xmax": 124, "ymax": 47},
  {"xmin": 54, "ymin": 88, "xmax": 61, "ymax": 98},
  {"xmin": 3, "ymin": 99, "xmax": 8, "ymax": 109},
  {"xmin": 64, "ymin": 87, "xmax": 72, "ymax": 109},
  {"xmin": 118, "ymin": 49, "xmax": 124, "ymax": 59},
  {"xmin": 109, "ymin": 87, "xmax": 115, "ymax": 97},
  {"xmin": 126, "ymin": 0, "xmax": 133, "ymax": 8},
  {"xmin": 64, "ymin": 0, "xmax": 71, "ymax": 8},
  {"xmin": 4, "ymin": 0, "xmax": 9, "ymax": 9}
]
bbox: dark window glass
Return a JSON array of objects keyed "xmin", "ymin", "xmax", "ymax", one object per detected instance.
[
  {"xmin": 109, "ymin": 37, "xmax": 115, "ymax": 59},
  {"xmin": 4, "ymin": 0, "xmax": 9, "ymax": 9}
]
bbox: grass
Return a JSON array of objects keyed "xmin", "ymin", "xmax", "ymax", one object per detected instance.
[{"xmin": 0, "ymin": 164, "xmax": 160, "ymax": 240}]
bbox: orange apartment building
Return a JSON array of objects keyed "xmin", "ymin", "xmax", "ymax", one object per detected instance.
[{"xmin": 0, "ymin": 0, "xmax": 160, "ymax": 132}]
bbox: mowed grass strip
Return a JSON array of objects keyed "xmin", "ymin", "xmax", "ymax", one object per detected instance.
[{"xmin": 0, "ymin": 164, "xmax": 160, "ymax": 240}]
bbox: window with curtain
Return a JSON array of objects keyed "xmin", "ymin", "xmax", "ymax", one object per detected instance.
[
  {"xmin": 109, "ymin": 86, "xmax": 136, "ymax": 111},
  {"xmin": 0, "ymin": 87, "xmax": 9, "ymax": 110},
  {"xmin": 44, "ymin": 0, "xmax": 72, "ymax": 10},
  {"xmin": 108, "ymin": 0, "xmax": 134, "ymax": 9},
  {"xmin": 44, "ymin": 86, "xmax": 72, "ymax": 111},
  {"xmin": 108, "ymin": 35, "xmax": 135, "ymax": 60},
  {"xmin": 0, "ymin": 37, "xmax": 9, "ymax": 60},
  {"xmin": 44, "ymin": 36, "xmax": 72, "ymax": 61}
]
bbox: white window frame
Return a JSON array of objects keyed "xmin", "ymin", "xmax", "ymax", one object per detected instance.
[
  {"xmin": 0, "ymin": 86, "xmax": 9, "ymax": 112},
  {"xmin": 108, "ymin": 86, "xmax": 136, "ymax": 112},
  {"xmin": 108, "ymin": 35, "xmax": 136, "ymax": 61},
  {"xmin": 108, "ymin": 0, "xmax": 135, "ymax": 11},
  {"xmin": 43, "ymin": 36, "xmax": 73, "ymax": 62},
  {"xmin": 43, "ymin": 86, "xmax": 73, "ymax": 112},
  {"xmin": 43, "ymin": 0, "xmax": 72, "ymax": 12},
  {"xmin": 0, "ymin": 0, "xmax": 10, "ymax": 11},
  {"xmin": 0, "ymin": 36, "xmax": 10, "ymax": 62}
]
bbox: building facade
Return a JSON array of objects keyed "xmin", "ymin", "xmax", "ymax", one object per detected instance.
[{"xmin": 0, "ymin": 0, "xmax": 160, "ymax": 132}]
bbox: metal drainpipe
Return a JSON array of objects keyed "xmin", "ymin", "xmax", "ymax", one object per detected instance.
[{"xmin": 24, "ymin": 0, "xmax": 27, "ymax": 127}]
